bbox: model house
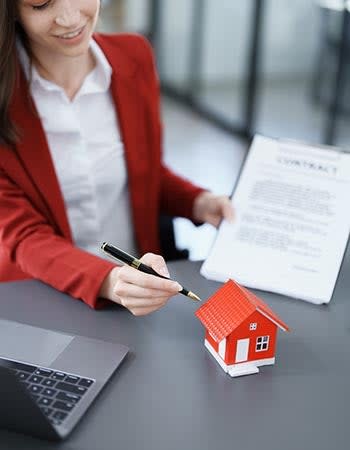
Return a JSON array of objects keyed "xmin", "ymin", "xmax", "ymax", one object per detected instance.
[{"xmin": 195, "ymin": 280, "xmax": 289, "ymax": 377}]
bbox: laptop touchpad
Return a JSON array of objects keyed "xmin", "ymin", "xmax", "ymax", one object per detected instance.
[{"xmin": 0, "ymin": 319, "xmax": 74, "ymax": 367}]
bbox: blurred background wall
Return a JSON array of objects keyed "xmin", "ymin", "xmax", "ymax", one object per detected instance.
[
  {"xmin": 105, "ymin": 0, "xmax": 318, "ymax": 79},
  {"xmin": 101, "ymin": 0, "xmax": 350, "ymax": 147}
]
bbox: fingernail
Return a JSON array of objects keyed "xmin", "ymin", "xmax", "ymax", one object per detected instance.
[
  {"xmin": 173, "ymin": 282, "xmax": 182, "ymax": 291},
  {"xmin": 159, "ymin": 266, "xmax": 170, "ymax": 277}
]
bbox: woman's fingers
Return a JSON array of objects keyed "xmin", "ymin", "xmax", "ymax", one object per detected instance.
[
  {"xmin": 220, "ymin": 197, "xmax": 234, "ymax": 222},
  {"xmin": 119, "ymin": 295, "xmax": 169, "ymax": 310},
  {"xmin": 117, "ymin": 265, "xmax": 181, "ymax": 292},
  {"xmin": 139, "ymin": 252, "xmax": 170, "ymax": 277},
  {"xmin": 115, "ymin": 281, "xmax": 174, "ymax": 315},
  {"xmin": 193, "ymin": 191, "xmax": 234, "ymax": 227},
  {"xmin": 127, "ymin": 303, "xmax": 168, "ymax": 316},
  {"xmin": 109, "ymin": 252, "xmax": 182, "ymax": 316},
  {"xmin": 114, "ymin": 279, "xmax": 179, "ymax": 299}
]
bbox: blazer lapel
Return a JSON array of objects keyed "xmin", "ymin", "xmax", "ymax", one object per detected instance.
[{"xmin": 10, "ymin": 70, "xmax": 72, "ymax": 240}]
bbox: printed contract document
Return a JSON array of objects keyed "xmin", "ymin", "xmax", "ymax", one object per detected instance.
[{"xmin": 201, "ymin": 135, "xmax": 350, "ymax": 304}]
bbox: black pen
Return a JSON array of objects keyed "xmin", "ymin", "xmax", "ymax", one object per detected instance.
[{"xmin": 101, "ymin": 242, "xmax": 201, "ymax": 302}]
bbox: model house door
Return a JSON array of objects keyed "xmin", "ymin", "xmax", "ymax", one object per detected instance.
[
  {"xmin": 218, "ymin": 338, "xmax": 226, "ymax": 359},
  {"xmin": 235, "ymin": 338, "xmax": 250, "ymax": 362}
]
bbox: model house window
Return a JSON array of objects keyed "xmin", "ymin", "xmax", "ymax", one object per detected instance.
[
  {"xmin": 256, "ymin": 336, "xmax": 269, "ymax": 351},
  {"xmin": 249, "ymin": 322, "xmax": 257, "ymax": 330}
]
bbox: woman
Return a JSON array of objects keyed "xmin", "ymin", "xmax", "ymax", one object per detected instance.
[{"xmin": 0, "ymin": 0, "xmax": 233, "ymax": 315}]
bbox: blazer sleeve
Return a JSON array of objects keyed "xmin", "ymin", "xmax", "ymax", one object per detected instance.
[
  {"xmin": 137, "ymin": 35, "xmax": 206, "ymax": 219},
  {"xmin": 0, "ymin": 168, "xmax": 116, "ymax": 309}
]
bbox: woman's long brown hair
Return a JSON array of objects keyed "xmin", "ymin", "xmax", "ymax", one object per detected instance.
[{"xmin": 0, "ymin": 0, "xmax": 20, "ymax": 148}]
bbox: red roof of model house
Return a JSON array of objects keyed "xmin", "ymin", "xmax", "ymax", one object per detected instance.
[{"xmin": 196, "ymin": 279, "xmax": 289, "ymax": 342}]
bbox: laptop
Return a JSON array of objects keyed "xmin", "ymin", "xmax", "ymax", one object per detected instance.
[{"xmin": 0, "ymin": 318, "xmax": 128, "ymax": 441}]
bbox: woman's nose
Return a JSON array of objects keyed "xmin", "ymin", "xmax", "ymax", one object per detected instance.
[{"xmin": 55, "ymin": 1, "xmax": 81, "ymax": 28}]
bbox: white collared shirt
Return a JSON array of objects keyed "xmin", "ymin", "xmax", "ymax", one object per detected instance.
[{"xmin": 17, "ymin": 39, "xmax": 137, "ymax": 259}]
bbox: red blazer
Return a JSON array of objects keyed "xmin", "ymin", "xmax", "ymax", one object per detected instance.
[{"xmin": 0, "ymin": 33, "xmax": 204, "ymax": 308}]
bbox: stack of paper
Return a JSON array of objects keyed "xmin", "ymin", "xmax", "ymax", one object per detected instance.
[{"xmin": 201, "ymin": 135, "xmax": 350, "ymax": 304}]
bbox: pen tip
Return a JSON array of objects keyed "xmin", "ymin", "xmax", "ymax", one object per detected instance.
[
  {"xmin": 101, "ymin": 242, "xmax": 107, "ymax": 250},
  {"xmin": 188, "ymin": 291, "xmax": 201, "ymax": 302}
]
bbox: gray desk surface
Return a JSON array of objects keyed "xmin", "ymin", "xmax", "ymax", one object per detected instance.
[{"xmin": 0, "ymin": 257, "xmax": 349, "ymax": 450}]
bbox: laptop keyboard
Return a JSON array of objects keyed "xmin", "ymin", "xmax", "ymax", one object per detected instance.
[{"xmin": 0, "ymin": 357, "xmax": 95, "ymax": 426}]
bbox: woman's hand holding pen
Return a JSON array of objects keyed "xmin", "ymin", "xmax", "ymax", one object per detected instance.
[
  {"xmin": 99, "ymin": 253, "xmax": 181, "ymax": 316},
  {"xmin": 193, "ymin": 191, "xmax": 234, "ymax": 227},
  {"xmin": 98, "ymin": 191, "xmax": 233, "ymax": 314}
]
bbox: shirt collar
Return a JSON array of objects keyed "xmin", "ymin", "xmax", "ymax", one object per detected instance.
[{"xmin": 17, "ymin": 37, "xmax": 113, "ymax": 96}]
